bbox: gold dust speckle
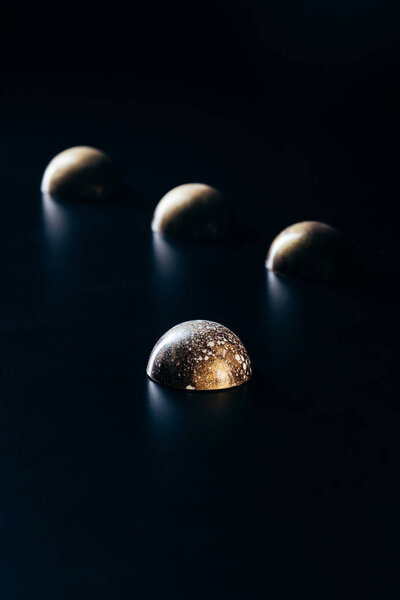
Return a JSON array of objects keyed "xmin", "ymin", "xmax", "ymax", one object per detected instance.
[{"xmin": 146, "ymin": 320, "xmax": 252, "ymax": 391}]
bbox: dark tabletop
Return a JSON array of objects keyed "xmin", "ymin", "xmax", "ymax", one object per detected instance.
[{"xmin": 1, "ymin": 39, "xmax": 400, "ymax": 598}]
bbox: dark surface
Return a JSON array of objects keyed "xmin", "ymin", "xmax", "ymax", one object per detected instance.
[
  {"xmin": 0, "ymin": 96, "xmax": 399, "ymax": 599},
  {"xmin": 1, "ymin": 1, "xmax": 400, "ymax": 596}
]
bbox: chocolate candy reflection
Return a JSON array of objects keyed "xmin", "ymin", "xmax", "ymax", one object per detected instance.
[
  {"xmin": 147, "ymin": 320, "xmax": 251, "ymax": 391},
  {"xmin": 266, "ymin": 221, "xmax": 351, "ymax": 282},
  {"xmin": 151, "ymin": 183, "xmax": 235, "ymax": 240},
  {"xmin": 41, "ymin": 146, "xmax": 121, "ymax": 202}
]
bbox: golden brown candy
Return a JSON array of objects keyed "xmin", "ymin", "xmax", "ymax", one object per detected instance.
[
  {"xmin": 41, "ymin": 146, "xmax": 121, "ymax": 202},
  {"xmin": 151, "ymin": 183, "xmax": 235, "ymax": 240},
  {"xmin": 266, "ymin": 221, "xmax": 351, "ymax": 282},
  {"xmin": 147, "ymin": 320, "xmax": 251, "ymax": 391}
]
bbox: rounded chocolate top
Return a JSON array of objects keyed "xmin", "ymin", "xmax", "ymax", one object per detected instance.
[
  {"xmin": 147, "ymin": 320, "xmax": 251, "ymax": 391},
  {"xmin": 41, "ymin": 146, "xmax": 121, "ymax": 202},
  {"xmin": 266, "ymin": 221, "xmax": 351, "ymax": 282},
  {"xmin": 151, "ymin": 183, "xmax": 235, "ymax": 240}
]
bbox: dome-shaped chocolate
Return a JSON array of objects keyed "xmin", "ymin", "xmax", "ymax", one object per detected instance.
[
  {"xmin": 151, "ymin": 183, "xmax": 235, "ymax": 240},
  {"xmin": 147, "ymin": 320, "xmax": 251, "ymax": 391},
  {"xmin": 266, "ymin": 221, "xmax": 351, "ymax": 282},
  {"xmin": 41, "ymin": 146, "xmax": 121, "ymax": 202}
]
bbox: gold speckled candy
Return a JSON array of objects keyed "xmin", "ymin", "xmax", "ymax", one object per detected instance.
[
  {"xmin": 41, "ymin": 146, "xmax": 122, "ymax": 202},
  {"xmin": 147, "ymin": 320, "xmax": 252, "ymax": 391},
  {"xmin": 151, "ymin": 183, "xmax": 236, "ymax": 240},
  {"xmin": 266, "ymin": 221, "xmax": 351, "ymax": 282}
]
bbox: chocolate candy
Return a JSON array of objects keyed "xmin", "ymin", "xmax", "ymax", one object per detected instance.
[
  {"xmin": 266, "ymin": 221, "xmax": 351, "ymax": 282},
  {"xmin": 147, "ymin": 320, "xmax": 251, "ymax": 390},
  {"xmin": 151, "ymin": 183, "xmax": 235, "ymax": 240},
  {"xmin": 41, "ymin": 146, "xmax": 121, "ymax": 202}
]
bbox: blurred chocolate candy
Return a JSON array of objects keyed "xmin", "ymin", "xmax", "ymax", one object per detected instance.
[
  {"xmin": 151, "ymin": 183, "xmax": 236, "ymax": 240},
  {"xmin": 147, "ymin": 320, "xmax": 251, "ymax": 391},
  {"xmin": 266, "ymin": 221, "xmax": 351, "ymax": 282},
  {"xmin": 41, "ymin": 146, "xmax": 122, "ymax": 202}
]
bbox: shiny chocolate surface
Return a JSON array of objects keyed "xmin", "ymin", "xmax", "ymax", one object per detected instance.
[
  {"xmin": 147, "ymin": 320, "xmax": 251, "ymax": 390},
  {"xmin": 151, "ymin": 183, "xmax": 235, "ymax": 240},
  {"xmin": 41, "ymin": 146, "xmax": 121, "ymax": 202},
  {"xmin": 266, "ymin": 221, "xmax": 351, "ymax": 282}
]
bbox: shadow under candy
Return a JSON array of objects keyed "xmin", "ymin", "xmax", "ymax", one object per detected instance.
[{"xmin": 146, "ymin": 377, "xmax": 250, "ymax": 424}]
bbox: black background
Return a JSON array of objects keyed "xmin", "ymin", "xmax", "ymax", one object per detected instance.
[{"xmin": 1, "ymin": 2, "xmax": 400, "ymax": 598}]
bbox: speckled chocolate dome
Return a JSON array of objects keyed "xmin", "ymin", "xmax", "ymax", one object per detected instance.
[
  {"xmin": 41, "ymin": 146, "xmax": 122, "ymax": 202},
  {"xmin": 147, "ymin": 320, "xmax": 252, "ymax": 391},
  {"xmin": 266, "ymin": 221, "xmax": 351, "ymax": 282},
  {"xmin": 151, "ymin": 183, "xmax": 236, "ymax": 240}
]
